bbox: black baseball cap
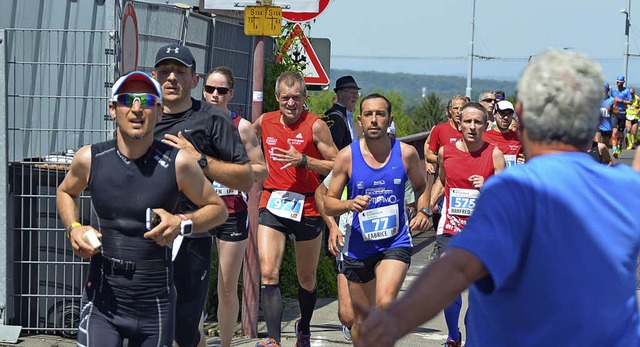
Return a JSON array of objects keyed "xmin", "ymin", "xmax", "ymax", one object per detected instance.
[{"xmin": 154, "ymin": 44, "xmax": 196, "ymax": 71}]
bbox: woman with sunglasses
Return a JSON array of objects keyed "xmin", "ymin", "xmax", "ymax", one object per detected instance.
[{"xmin": 202, "ymin": 67, "xmax": 267, "ymax": 347}]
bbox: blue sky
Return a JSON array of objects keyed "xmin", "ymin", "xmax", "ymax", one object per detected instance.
[{"xmin": 308, "ymin": 0, "xmax": 640, "ymax": 84}]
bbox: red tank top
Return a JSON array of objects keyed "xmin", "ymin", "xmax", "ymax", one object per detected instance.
[
  {"xmin": 259, "ymin": 110, "xmax": 323, "ymax": 216},
  {"xmin": 218, "ymin": 112, "xmax": 247, "ymax": 214},
  {"xmin": 482, "ymin": 129, "xmax": 523, "ymax": 168},
  {"xmin": 429, "ymin": 121, "xmax": 462, "ymax": 153},
  {"xmin": 437, "ymin": 142, "xmax": 496, "ymax": 236}
]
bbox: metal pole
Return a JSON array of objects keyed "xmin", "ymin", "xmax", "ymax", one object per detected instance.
[
  {"xmin": 625, "ymin": 0, "xmax": 631, "ymax": 82},
  {"xmin": 465, "ymin": 0, "xmax": 476, "ymax": 99},
  {"xmin": 242, "ymin": 34, "xmax": 264, "ymax": 338}
]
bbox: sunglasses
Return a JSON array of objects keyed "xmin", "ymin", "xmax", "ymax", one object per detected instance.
[
  {"xmin": 113, "ymin": 93, "xmax": 160, "ymax": 108},
  {"xmin": 481, "ymin": 98, "xmax": 496, "ymax": 103},
  {"xmin": 204, "ymin": 85, "xmax": 230, "ymax": 95}
]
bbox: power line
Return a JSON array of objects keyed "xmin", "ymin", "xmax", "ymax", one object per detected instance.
[{"xmin": 331, "ymin": 54, "xmax": 630, "ymax": 62}]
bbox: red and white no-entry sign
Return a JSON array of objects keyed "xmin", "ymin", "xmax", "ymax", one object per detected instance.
[
  {"xmin": 120, "ymin": 2, "xmax": 139, "ymax": 75},
  {"xmin": 282, "ymin": 0, "xmax": 330, "ymax": 22}
]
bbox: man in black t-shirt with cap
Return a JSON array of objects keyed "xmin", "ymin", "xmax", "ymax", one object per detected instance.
[
  {"xmin": 152, "ymin": 44, "xmax": 253, "ymax": 347},
  {"xmin": 324, "ymin": 75, "xmax": 361, "ymax": 150}
]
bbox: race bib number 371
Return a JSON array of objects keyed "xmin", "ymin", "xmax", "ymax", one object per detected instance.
[
  {"xmin": 449, "ymin": 188, "xmax": 479, "ymax": 216},
  {"xmin": 267, "ymin": 190, "xmax": 305, "ymax": 222}
]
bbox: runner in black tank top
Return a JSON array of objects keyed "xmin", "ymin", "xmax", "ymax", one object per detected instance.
[{"xmin": 57, "ymin": 71, "xmax": 228, "ymax": 347}]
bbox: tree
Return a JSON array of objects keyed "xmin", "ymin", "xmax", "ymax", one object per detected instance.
[
  {"xmin": 410, "ymin": 92, "xmax": 446, "ymax": 133},
  {"xmin": 306, "ymin": 90, "xmax": 334, "ymax": 116}
]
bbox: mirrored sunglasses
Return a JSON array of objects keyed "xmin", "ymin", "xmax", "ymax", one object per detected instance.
[
  {"xmin": 204, "ymin": 85, "xmax": 230, "ymax": 95},
  {"xmin": 114, "ymin": 93, "xmax": 160, "ymax": 108}
]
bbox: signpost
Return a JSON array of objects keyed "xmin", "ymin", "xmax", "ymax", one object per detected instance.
[{"xmin": 244, "ymin": 5, "xmax": 282, "ymax": 37}]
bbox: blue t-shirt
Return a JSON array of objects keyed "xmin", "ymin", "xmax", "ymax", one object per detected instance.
[
  {"xmin": 599, "ymin": 96, "xmax": 614, "ymax": 131},
  {"xmin": 343, "ymin": 138, "xmax": 412, "ymax": 259},
  {"xmin": 450, "ymin": 152, "xmax": 640, "ymax": 346},
  {"xmin": 611, "ymin": 87, "xmax": 632, "ymax": 115}
]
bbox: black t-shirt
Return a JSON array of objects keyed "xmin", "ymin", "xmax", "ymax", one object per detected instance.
[
  {"xmin": 154, "ymin": 98, "xmax": 250, "ymax": 213},
  {"xmin": 154, "ymin": 98, "xmax": 250, "ymax": 165}
]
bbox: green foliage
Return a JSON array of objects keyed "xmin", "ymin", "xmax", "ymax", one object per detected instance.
[
  {"xmin": 409, "ymin": 93, "xmax": 446, "ymax": 132},
  {"xmin": 264, "ymin": 22, "xmax": 311, "ymax": 113},
  {"xmin": 306, "ymin": 90, "xmax": 335, "ymax": 116}
]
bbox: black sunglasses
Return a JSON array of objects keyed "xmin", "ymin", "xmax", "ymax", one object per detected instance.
[{"xmin": 204, "ymin": 85, "xmax": 230, "ymax": 95}]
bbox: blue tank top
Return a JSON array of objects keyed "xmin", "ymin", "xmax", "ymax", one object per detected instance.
[{"xmin": 344, "ymin": 138, "xmax": 412, "ymax": 259}]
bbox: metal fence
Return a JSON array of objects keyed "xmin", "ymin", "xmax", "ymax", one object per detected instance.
[
  {"xmin": 4, "ymin": 27, "xmax": 115, "ymax": 335},
  {"xmin": 3, "ymin": 1, "xmax": 267, "ymax": 335}
]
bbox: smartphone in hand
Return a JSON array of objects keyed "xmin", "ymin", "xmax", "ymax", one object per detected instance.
[{"xmin": 146, "ymin": 208, "xmax": 161, "ymax": 230}]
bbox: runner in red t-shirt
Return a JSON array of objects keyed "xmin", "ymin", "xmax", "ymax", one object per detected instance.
[{"xmin": 482, "ymin": 100, "xmax": 526, "ymax": 168}]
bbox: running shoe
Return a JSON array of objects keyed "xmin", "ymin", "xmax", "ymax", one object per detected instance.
[
  {"xmin": 627, "ymin": 143, "xmax": 634, "ymax": 150},
  {"xmin": 342, "ymin": 325, "xmax": 352, "ymax": 341},
  {"xmin": 443, "ymin": 331, "xmax": 462, "ymax": 347},
  {"xmin": 255, "ymin": 337, "xmax": 279, "ymax": 347},
  {"xmin": 443, "ymin": 337, "xmax": 462, "ymax": 347},
  {"xmin": 294, "ymin": 319, "xmax": 311, "ymax": 347}
]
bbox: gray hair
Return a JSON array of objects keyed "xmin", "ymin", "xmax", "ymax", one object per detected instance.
[
  {"xmin": 275, "ymin": 71, "xmax": 307, "ymax": 96},
  {"xmin": 518, "ymin": 49, "xmax": 603, "ymax": 147},
  {"xmin": 478, "ymin": 90, "xmax": 495, "ymax": 101}
]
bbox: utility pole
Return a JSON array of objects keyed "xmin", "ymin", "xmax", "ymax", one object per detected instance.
[
  {"xmin": 621, "ymin": 0, "xmax": 631, "ymax": 81},
  {"xmin": 465, "ymin": 0, "xmax": 476, "ymax": 99}
]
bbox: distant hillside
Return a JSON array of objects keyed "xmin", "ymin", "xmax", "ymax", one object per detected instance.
[{"xmin": 330, "ymin": 69, "xmax": 517, "ymax": 107}]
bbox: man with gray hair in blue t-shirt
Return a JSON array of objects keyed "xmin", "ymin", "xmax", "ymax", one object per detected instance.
[{"xmin": 355, "ymin": 49, "xmax": 640, "ymax": 347}]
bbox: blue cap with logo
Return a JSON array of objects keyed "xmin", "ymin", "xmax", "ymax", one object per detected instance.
[{"xmin": 617, "ymin": 74, "xmax": 625, "ymax": 82}]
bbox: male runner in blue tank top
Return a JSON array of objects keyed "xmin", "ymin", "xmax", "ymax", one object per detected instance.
[
  {"xmin": 324, "ymin": 93, "xmax": 432, "ymax": 341},
  {"xmin": 56, "ymin": 71, "xmax": 229, "ymax": 347}
]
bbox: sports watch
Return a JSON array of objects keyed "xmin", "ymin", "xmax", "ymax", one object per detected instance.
[
  {"xmin": 178, "ymin": 214, "xmax": 193, "ymax": 236},
  {"xmin": 197, "ymin": 153, "xmax": 208, "ymax": 169},
  {"xmin": 418, "ymin": 207, "xmax": 433, "ymax": 217}
]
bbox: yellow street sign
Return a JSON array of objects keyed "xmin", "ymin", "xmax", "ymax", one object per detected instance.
[{"xmin": 244, "ymin": 6, "xmax": 282, "ymax": 37}]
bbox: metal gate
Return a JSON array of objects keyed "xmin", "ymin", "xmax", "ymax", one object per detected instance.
[{"xmin": 3, "ymin": 27, "xmax": 115, "ymax": 335}]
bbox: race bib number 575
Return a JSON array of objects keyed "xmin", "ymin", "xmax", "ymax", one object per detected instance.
[{"xmin": 449, "ymin": 188, "xmax": 479, "ymax": 216}]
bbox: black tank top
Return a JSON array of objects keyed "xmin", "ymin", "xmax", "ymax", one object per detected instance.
[{"xmin": 88, "ymin": 139, "xmax": 180, "ymax": 262}]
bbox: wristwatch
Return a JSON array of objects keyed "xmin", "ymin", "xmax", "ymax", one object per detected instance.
[
  {"xmin": 418, "ymin": 207, "xmax": 433, "ymax": 217},
  {"xmin": 197, "ymin": 153, "xmax": 208, "ymax": 169},
  {"xmin": 178, "ymin": 214, "xmax": 193, "ymax": 236}
]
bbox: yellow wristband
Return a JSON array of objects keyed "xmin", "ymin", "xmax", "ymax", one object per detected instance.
[{"xmin": 66, "ymin": 222, "xmax": 82, "ymax": 239}]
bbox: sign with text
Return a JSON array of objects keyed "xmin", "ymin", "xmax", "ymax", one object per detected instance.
[{"xmin": 244, "ymin": 6, "xmax": 282, "ymax": 37}]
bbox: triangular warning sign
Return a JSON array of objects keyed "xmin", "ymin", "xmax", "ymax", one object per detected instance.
[{"xmin": 280, "ymin": 24, "xmax": 329, "ymax": 86}]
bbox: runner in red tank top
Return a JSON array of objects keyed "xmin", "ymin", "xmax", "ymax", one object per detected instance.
[
  {"xmin": 253, "ymin": 71, "xmax": 338, "ymax": 347},
  {"xmin": 430, "ymin": 102, "xmax": 505, "ymax": 346}
]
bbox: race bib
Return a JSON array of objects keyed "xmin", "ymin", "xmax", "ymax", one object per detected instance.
[
  {"xmin": 504, "ymin": 154, "xmax": 517, "ymax": 168},
  {"xmin": 449, "ymin": 188, "xmax": 479, "ymax": 216},
  {"xmin": 266, "ymin": 190, "xmax": 305, "ymax": 222},
  {"xmin": 358, "ymin": 204, "xmax": 399, "ymax": 241},
  {"xmin": 212, "ymin": 181, "xmax": 239, "ymax": 196}
]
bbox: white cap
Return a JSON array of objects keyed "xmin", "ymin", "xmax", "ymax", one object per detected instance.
[
  {"xmin": 111, "ymin": 71, "xmax": 162, "ymax": 103},
  {"xmin": 495, "ymin": 100, "xmax": 514, "ymax": 112}
]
